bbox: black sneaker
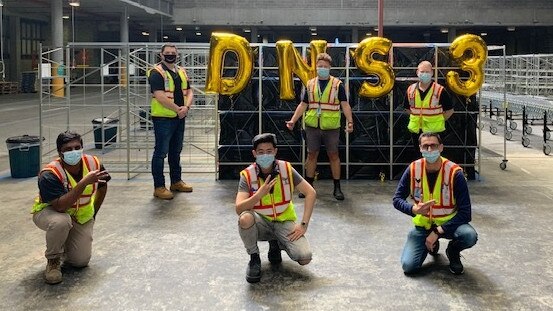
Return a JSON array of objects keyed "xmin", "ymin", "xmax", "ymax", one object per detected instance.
[
  {"xmin": 429, "ymin": 240, "xmax": 440, "ymax": 256},
  {"xmin": 298, "ymin": 192, "xmax": 305, "ymax": 198},
  {"xmin": 246, "ymin": 254, "xmax": 261, "ymax": 283},
  {"xmin": 333, "ymin": 187, "xmax": 345, "ymax": 201},
  {"xmin": 268, "ymin": 240, "xmax": 282, "ymax": 264},
  {"xmin": 446, "ymin": 243, "xmax": 464, "ymax": 275}
]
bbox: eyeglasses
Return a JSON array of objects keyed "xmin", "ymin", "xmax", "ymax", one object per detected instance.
[{"xmin": 420, "ymin": 143, "xmax": 440, "ymax": 150}]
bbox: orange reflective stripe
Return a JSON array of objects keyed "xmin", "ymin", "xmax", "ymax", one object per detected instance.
[
  {"xmin": 328, "ymin": 78, "xmax": 337, "ymax": 101},
  {"xmin": 46, "ymin": 166, "xmax": 63, "ymax": 182},
  {"xmin": 410, "ymin": 107, "xmax": 444, "ymax": 116},
  {"xmin": 431, "ymin": 208, "xmax": 455, "ymax": 217},
  {"xmin": 407, "ymin": 84, "xmax": 417, "ymax": 100}
]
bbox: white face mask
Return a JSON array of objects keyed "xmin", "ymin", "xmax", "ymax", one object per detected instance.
[
  {"xmin": 317, "ymin": 67, "xmax": 330, "ymax": 79},
  {"xmin": 256, "ymin": 154, "xmax": 275, "ymax": 169},
  {"xmin": 418, "ymin": 72, "xmax": 432, "ymax": 84},
  {"xmin": 62, "ymin": 149, "xmax": 83, "ymax": 166}
]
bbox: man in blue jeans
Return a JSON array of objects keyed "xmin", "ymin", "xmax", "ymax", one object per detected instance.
[
  {"xmin": 148, "ymin": 43, "xmax": 194, "ymax": 199},
  {"xmin": 393, "ymin": 132, "xmax": 477, "ymax": 275}
]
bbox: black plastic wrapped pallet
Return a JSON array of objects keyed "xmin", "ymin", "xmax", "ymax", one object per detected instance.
[
  {"xmin": 218, "ymin": 111, "xmax": 259, "ymax": 145},
  {"xmin": 262, "ymin": 111, "xmax": 302, "ymax": 145}
]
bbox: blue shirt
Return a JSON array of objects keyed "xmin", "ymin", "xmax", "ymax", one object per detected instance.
[{"xmin": 392, "ymin": 164, "xmax": 472, "ymax": 235}]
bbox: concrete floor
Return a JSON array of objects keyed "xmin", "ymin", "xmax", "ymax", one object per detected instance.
[{"xmin": 1, "ymin": 94, "xmax": 553, "ymax": 310}]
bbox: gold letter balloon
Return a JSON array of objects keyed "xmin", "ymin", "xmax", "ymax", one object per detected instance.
[
  {"xmin": 205, "ymin": 33, "xmax": 253, "ymax": 95},
  {"xmin": 276, "ymin": 40, "xmax": 328, "ymax": 100},
  {"xmin": 446, "ymin": 34, "xmax": 487, "ymax": 97},
  {"xmin": 354, "ymin": 37, "xmax": 395, "ymax": 99}
]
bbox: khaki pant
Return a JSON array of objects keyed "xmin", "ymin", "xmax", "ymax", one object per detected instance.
[
  {"xmin": 239, "ymin": 211, "xmax": 312, "ymax": 262},
  {"xmin": 33, "ymin": 206, "xmax": 94, "ymax": 267}
]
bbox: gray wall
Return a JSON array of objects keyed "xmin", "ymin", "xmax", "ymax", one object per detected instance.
[{"xmin": 174, "ymin": 0, "xmax": 553, "ymax": 26}]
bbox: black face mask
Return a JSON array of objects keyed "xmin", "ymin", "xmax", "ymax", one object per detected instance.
[{"xmin": 163, "ymin": 54, "xmax": 177, "ymax": 63}]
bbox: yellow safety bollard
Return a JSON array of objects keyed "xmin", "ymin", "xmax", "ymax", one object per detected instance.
[{"xmin": 51, "ymin": 63, "xmax": 65, "ymax": 97}]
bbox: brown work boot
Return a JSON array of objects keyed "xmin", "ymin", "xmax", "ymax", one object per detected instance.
[
  {"xmin": 45, "ymin": 258, "xmax": 62, "ymax": 285},
  {"xmin": 153, "ymin": 187, "xmax": 174, "ymax": 200},
  {"xmin": 170, "ymin": 181, "xmax": 193, "ymax": 192}
]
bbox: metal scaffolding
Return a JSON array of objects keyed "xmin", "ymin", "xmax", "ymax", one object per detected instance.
[
  {"xmin": 39, "ymin": 43, "xmax": 217, "ymax": 179},
  {"xmin": 485, "ymin": 54, "xmax": 553, "ymax": 97},
  {"xmin": 217, "ymin": 42, "xmax": 484, "ymax": 180}
]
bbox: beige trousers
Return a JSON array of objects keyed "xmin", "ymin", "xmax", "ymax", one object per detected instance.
[{"xmin": 33, "ymin": 206, "xmax": 94, "ymax": 267}]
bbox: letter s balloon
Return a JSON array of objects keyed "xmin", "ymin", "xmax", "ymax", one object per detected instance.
[{"xmin": 353, "ymin": 37, "xmax": 395, "ymax": 99}]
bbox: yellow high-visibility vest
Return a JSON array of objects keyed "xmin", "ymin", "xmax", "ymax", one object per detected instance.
[
  {"xmin": 305, "ymin": 76, "xmax": 342, "ymax": 130},
  {"xmin": 241, "ymin": 160, "xmax": 297, "ymax": 222},
  {"xmin": 32, "ymin": 154, "xmax": 101, "ymax": 224},
  {"xmin": 410, "ymin": 157, "xmax": 462, "ymax": 229},
  {"xmin": 407, "ymin": 82, "xmax": 446, "ymax": 133},
  {"xmin": 147, "ymin": 64, "xmax": 189, "ymax": 118}
]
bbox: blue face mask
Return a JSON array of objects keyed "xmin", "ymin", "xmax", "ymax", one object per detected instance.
[
  {"xmin": 317, "ymin": 67, "xmax": 330, "ymax": 79},
  {"xmin": 62, "ymin": 149, "xmax": 83, "ymax": 166},
  {"xmin": 421, "ymin": 150, "xmax": 440, "ymax": 163},
  {"xmin": 418, "ymin": 72, "xmax": 432, "ymax": 84},
  {"xmin": 256, "ymin": 154, "xmax": 275, "ymax": 169}
]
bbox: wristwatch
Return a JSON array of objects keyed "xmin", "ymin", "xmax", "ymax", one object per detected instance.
[
  {"xmin": 301, "ymin": 221, "xmax": 308, "ymax": 227},
  {"xmin": 432, "ymin": 226, "xmax": 442, "ymax": 237}
]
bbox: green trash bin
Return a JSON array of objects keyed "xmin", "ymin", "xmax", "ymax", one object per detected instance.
[
  {"xmin": 92, "ymin": 118, "xmax": 118, "ymax": 149},
  {"xmin": 5, "ymin": 135, "xmax": 41, "ymax": 178}
]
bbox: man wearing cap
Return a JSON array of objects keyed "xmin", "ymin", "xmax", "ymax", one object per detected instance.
[
  {"xmin": 235, "ymin": 133, "xmax": 316, "ymax": 283},
  {"xmin": 32, "ymin": 131, "xmax": 111, "ymax": 284}
]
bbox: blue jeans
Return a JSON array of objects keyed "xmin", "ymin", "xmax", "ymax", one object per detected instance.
[
  {"xmin": 152, "ymin": 117, "xmax": 185, "ymax": 188},
  {"xmin": 401, "ymin": 224, "xmax": 478, "ymax": 274}
]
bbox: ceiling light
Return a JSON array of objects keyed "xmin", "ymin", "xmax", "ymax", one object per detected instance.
[
  {"xmin": 142, "ymin": 31, "xmax": 149, "ymax": 36},
  {"xmin": 196, "ymin": 32, "xmax": 201, "ymax": 36},
  {"xmin": 176, "ymin": 27, "xmax": 183, "ymax": 31},
  {"xmin": 244, "ymin": 28, "xmax": 251, "ymax": 33},
  {"xmin": 440, "ymin": 28, "xmax": 448, "ymax": 33},
  {"xmin": 69, "ymin": 0, "xmax": 80, "ymax": 7},
  {"xmin": 373, "ymin": 27, "xmax": 378, "ymax": 31},
  {"xmin": 163, "ymin": 36, "xmax": 168, "ymax": 39},
  {"xmin": 366, "ymin": 32, "xmax": 372, "ymax": 37},
  {"xmin": 507, "ymin": 27, "xmax": 516, "ymax": 31},
  {"xmin": 311, "ymin": 32, "xmax": 317, "ymax": 36},
  {"xmin": 63, "ymin": 15, "xmax": 70, "ymax": 19},
  {"xmin": 0, "ymin": 0, "xmax": 4, "ymax": 7},
  {"xmin": 480, "ymin": 32, "xmax": 487, "ymax": 36},
  {"xmin": 310, "ymin": 27, "xmax": 317, "ymax": 32}
]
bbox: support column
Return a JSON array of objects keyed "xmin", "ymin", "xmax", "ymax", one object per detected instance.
[
  {"xmin": 8, "ymin": 15, "xmax": 21, "ymax": 82},
  {"xmin": 51, "ymin": 0, "xmax": 64, "ymax": 97},
  {"xmin": 447, "ymin": 27, "xmax": 457, "ymax": 43},
  {"xmin": 120, "ymin": 6, "xmax": 129, "ymax": 43},
  {"xmin": 351, "ymin": 27, "xmax": 359, "ymax": 43},
  {"xmin": 250, "ymin": 27, "xmax": 258, "ymax": 43},
  {"xmin": 119, "ymin": 7, "xmax": 129, "ymax": 87},
  {"xmin": 149, "ymin": 28, "xmax": 157, "ymax": 42}
]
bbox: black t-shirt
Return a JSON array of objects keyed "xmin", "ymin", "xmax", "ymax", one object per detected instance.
[
  {"xmin": 38, "ymin": 163, "xmax": 110, "ymax": 204},
  {"xmin": 148, "ymin": 63, "xmax": 190, "ymax": 107},
  {"xmin": 426, "ymin": 171, "xmax": 438, "ymax": 193},
  {"xmin": 302, "ymin": 78, "xmax": 348, "ymax": 103},
  {"xmin": 403, "ymin": 83, "xmax": 453, "ymax": 111}
]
